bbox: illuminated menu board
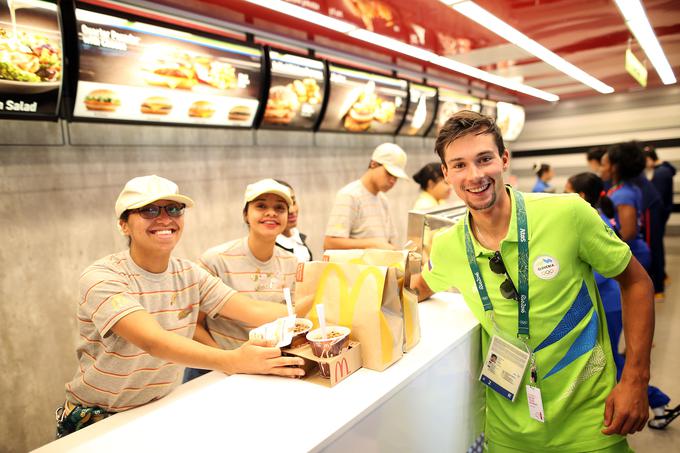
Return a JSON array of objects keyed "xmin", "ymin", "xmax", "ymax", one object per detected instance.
[
  {"xmin": 398, "ymin": 82, "xmax": 436, "ymax": 136},
  {"xmin": 319, "ymin": 64, "xmax": 407, "ymax": 134},
  {"xmin": 496, "ymin": 102, "xmax": 525, "ymax": 142},
  {"xmin": 0, "ymin": 0, "xmax": 63, "ymax": 119},
  {"xmin": 480, "ymin": 99, "xmax": 497, "ymax": 120},
  {"xmin": 261, "ymin": 50, "xmax": 325, "ymax": 130},
  {"xmin": 432, "ymin": 88, "xmax": 480, "ymax": 135},
  {"xmin": 72, "ymin": 9, "xmax": 263, "ymax": 127}
]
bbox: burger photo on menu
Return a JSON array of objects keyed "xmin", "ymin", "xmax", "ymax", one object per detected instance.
[
  {"xmin": 83, "ymin": 89, "xmax": 120, "ymax": 111},
  {"xmin": 228, "ymin": 105, "xmax": 251, "ymax": 121},
  {"xmin": 188, "ymin": 100, "xmax": 215, "ymax": 118},
  {"xmin": 140, "ymin": 96, "xmax": 172, "ymax": 115},
  {"xmin": 264, "ymin": 85, "xmax": 299, "ymax": 124},
  {"xmin": 143, "ymin": 49, "xmax": 197, "ymax": 90}
]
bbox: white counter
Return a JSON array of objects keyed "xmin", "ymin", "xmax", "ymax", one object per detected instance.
[{"xmin": 35, "ymin": 293, "xmax": 482, "ymax": 453}]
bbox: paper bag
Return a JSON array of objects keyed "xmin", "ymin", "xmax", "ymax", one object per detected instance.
[
  {"xmin": 322, "ymin": 249, "xmax": 421, "ymax": 352},
  {"xmin": 295, "ymin": 261, "xmax": 403, "ymax": 371}
]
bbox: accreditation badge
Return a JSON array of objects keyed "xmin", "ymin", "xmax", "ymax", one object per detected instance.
[{"xmin": 479, "ymin": 335, "xmax": 530, "ymax": 402}]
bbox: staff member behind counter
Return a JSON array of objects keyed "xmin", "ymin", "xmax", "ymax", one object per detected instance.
[
  {"xmin": 412, "ymin": 111, "xmax": 654, "ymax": 452},
  {"xmin": 324, "ymin": 143, "xmax": 408, "ymax": 251},
  {"xmin": 184, "ymin": 179, "xmax": 299, "ymax": 382},
  {"xmin": 58, "ymin": 176, "xmax": 312, "ymax": 437}
]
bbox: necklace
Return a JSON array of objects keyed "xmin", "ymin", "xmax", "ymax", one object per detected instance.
[{"xmin": 473, "ymin": 220, "xmax": 496, "ymax": 250}]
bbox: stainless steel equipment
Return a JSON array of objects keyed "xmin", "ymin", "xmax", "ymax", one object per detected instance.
[{"xmin": 407, "ymin": 202, "xmax": 467, "ymax": 271}]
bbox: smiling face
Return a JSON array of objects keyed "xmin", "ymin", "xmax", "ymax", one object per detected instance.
[
  {"xmin": 119, "ymin": 199, "xmax": 184, "ymax": 258},
  {"xmin": 245, "ymin": 193, "xmax": 288, "ymax": 240},
  {"xmin": 442, "ymin": 132, "xmax": 509, "ymax": 212}
]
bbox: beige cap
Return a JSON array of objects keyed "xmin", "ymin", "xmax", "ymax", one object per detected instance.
[
  {"xmin": 371, "ymin": 143, "xmax": 408, "ymax": 179},
  {"xmin": 243, "ymin": 179, "xmax": 293, "ymax": 207},
  {"xmin": 115, "ymin": 175, "xmax": 195, "ymax": 218}
]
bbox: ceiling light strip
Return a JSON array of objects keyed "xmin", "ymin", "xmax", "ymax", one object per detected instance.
[
  {"xmin": 614, "ymin": 0, "xmax": 677, "ymax": 84},
  {"xmin": 244, "ymin": 0, "xmax": 558, "ymax": 101},
  {"xmin": 447, "ymin": 1, "xmax": 614, "ymax": 94}
]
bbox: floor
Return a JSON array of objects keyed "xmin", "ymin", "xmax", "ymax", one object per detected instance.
[{"xmin": 628, "ymin": 235, "xmax": 680, "ymax": 452}]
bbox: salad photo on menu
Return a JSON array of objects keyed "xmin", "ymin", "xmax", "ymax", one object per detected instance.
[{"xmin": 0, "ymin": 0, "xmax": 62, "ymax": 117}]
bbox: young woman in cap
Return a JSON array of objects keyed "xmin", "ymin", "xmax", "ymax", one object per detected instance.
[
  {"xmin": 58, "ymin": 175, "xmax": 311, "ymax": 437},
  {"xmin": 411, "ymin": 162, "xmax": 452, "ymax": 211},
  {"xmin": 184, "ymin": 179, "xmax": 300, "ymax": 382}
]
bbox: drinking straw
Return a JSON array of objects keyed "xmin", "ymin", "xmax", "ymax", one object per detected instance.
[
  {"xmin": 283, "ymin": 288, "xmax": 294, "ymax": 318},
  {"xmin": 316, "ymin": 304, "xmax": 327, "ymax": 339}
]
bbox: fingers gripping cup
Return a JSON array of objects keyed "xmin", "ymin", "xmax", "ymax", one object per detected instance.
[{"xmin": 306, "ymin": 326, "xmax": 351, "ymax": 378}]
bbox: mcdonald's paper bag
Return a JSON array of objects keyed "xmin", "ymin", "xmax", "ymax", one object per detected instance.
[
  {"xmin": 296, "ymin": 261, "xmax": 404, "ymax": 371},
  {"xmin": 322, "ymin": 249, "xmax": 421, "ymax": 352}
]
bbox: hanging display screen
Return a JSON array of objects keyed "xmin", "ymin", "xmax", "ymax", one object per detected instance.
[
  {"xmin": 398, "ymin": 82, "xmax": 436, "ymax": 136},
  {"xmin": 496, "ymin": 101, "xmax": 525, "ymax": 142},
  {"xmin": 261, "ymin": 50, "xmax": 325, "ymax": 130},
  {"xmin": 0, "ymin": 0, "xmax": 63, "ymax": 118},
  {"xmin": 72, "ymin": 8, "xmax": 263, "ymax": 127},
  {"xmin": 480, "ymin": 99, "xmax": 497, "ymax": 120},
  {"xmin": 430, "ymin": 87, "xmax": 480, "ymax": 135},
  {"xmin": 319, "ymin": 64, "xmax": 407, "ymax": 134}
]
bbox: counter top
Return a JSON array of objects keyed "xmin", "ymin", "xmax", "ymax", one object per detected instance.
[{"xmin": 35, "ymin": 293, "xmax": 479, "ymax": 453}]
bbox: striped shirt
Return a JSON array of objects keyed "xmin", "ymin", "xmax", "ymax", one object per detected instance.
[
  {"xmin": 325, "ymin": 179, "xmax": 398, "ymax": 244},
  {"xmin": 201, "ymin": 237, "xmax": 298, "ymax": 350},
  {"xmin": 66, "ymin": 250, "xmax": 235, "ymax": 412}
]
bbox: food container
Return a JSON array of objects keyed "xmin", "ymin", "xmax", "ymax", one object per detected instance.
[
  {"xmin": 288, "ymin": 318, "xmax": 313, "ymax": 348},
  {"xmin": 306, "ymin": 326, "xmax": 351, "ymax": 378}
]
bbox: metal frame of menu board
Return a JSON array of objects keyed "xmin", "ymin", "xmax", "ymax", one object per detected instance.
[
  {"xmin": 0, "ymin": 0, "xmax": 64, "ymax": 121},
  {"xmin": 255, "ymin": 46, "xmax": 329, "ymax": 132},
  {"xmin": 63, "ymin": 1, "xmax": 265, "ymax": 129},
  {"xmin": 318, "ymin": 62, "xmax": 409, "ymax": 135},
  {"xmin": 396, "ymin": 80, "xmax": 438, "ymax": 137}
]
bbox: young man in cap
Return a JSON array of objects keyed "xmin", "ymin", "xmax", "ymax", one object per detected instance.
[
  {"xmin": 324, "ymin": 142, "xmax": 408, "ymax": 250},
  {"xmin": 58, "ymin": 175, "xmax": 312, "ymax": 437},
  {"xmin": 412, "ymin": 111, "xmax": 654, "ymax": 452},
  {"xmin": 184, "ymin": 179, "xmax": 299, "ymax": 381}
]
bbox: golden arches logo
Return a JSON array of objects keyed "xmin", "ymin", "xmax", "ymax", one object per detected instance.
[
  {"xmin": 335, "ymin": 357, "xmax": 350, "ymax": 378},
  {"xmin": 308, "ymin": 262, "xmax": 395, "ymax": 366}
]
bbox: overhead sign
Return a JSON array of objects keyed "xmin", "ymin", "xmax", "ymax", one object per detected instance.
[
  {"xmin": 625, "ymin": 48, "xmax": 647, "ymax": 88},
  {"xmin": 73, "ymin": 9, "xmax": 263, "ymax": 127}
]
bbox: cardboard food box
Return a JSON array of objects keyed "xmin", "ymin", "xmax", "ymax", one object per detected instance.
[{"xmin": 283, "ymin": 341, "xmax": 362, "ymax": 387}]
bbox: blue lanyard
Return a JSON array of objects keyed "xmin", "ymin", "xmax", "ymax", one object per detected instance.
[{"xmin": 463, "ymin": 189, "xmax": 530, "ymax": 339}]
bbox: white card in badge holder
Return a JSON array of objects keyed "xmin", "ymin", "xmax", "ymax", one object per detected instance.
[
  {"xmin": 526, "ymin": 385, "xmax": 545, "ymax": 422},
  {"xmin": 479, "ymin": 335, "xmax": 530, "ymax": 402}
]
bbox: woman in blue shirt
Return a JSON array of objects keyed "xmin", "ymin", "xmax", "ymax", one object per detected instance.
[
  {"xmin": 600, "ymin": 143, "xmax": 651, "ymax": 271},
  {"xmin": 531, "ymin": 162, "xmax": 555, "ymax": 193}
]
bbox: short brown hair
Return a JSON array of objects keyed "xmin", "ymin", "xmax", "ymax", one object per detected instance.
[{"xmin": 434, "ymin": 110, "xmax": 505, "ymax": 164}]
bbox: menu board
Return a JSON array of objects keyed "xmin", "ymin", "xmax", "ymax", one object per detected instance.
[
  {"xmin": 72, "ymin": 9, "xmax": 263, "ymax": 127},
  {"xmin": 432, "ymin": 88, "xmax": 480, "ymax": 135},
  {"xmin": 496, "ymin": 102, "xmax": 525, "ymax": 142},
  {"xmin": 480, "ymin": 99, "xmax": 497, "ymax": 120},
  {"xmin": 398, "ymin": 82, "xmax": 436, "ymax": 136},
  {"xmin": 0, "ymin": 0, "xmax": 63, "ymax": 118},
  {"xmin": 319, "ymin": 64, "xmax": 407, "ymax": 134},
  {"xmin": 261, "ymin": 50, "xmax": 325, "ymax": 130}
]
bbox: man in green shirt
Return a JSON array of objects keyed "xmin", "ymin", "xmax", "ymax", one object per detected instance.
[{"xmin": 412, "ymin": 111, "xmax": 653, "ymax": 452}]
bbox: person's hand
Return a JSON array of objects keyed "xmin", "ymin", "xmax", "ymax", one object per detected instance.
[
  {"xmin": 602, "ymin": 379, "xmax": 649, "ymax": 435},
  {"xmin": 228, "ymin": 340, "xmax": 305, "ymax": 377}
]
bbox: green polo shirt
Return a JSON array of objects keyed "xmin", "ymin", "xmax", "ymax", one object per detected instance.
[{"xmin": 423, "ymin": 190, "xmax": 632, "ymax": 452}]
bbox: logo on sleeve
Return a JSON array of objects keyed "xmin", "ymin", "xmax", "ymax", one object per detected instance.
[{"xmin": 533, "ymin": 256, "xmax": 559, "ymax": 280}]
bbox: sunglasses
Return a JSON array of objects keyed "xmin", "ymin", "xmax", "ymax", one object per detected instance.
[
  {"xmin": 489, "ymin": 251, "xmax": 519, "ymax": 301},
  {"xmin": 129, "ymin": 203, "xmax": 185, "ymax": 219}
]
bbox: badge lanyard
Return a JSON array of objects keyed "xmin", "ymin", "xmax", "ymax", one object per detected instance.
[{"xmin": 464, "ymin": 189, "xmax": 537, "ymax": 385}]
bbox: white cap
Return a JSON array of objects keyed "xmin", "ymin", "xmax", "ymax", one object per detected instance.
[
  {"xmin": 371, "ymin": 143, "xmax": 408, "ymax": 179},
  {"xmin": 243, "ymin": 179, "xmax": 293, "ymax": 207},
  {"xmin": 115, "ymin": 175, "xmax": 194, "ymax": 218}
]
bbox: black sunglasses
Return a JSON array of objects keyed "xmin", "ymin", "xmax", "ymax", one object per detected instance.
[
  {"xmin": 489, "ymin": 251, "xmax": 519, "ymax": 301},
  {"xmin": 129, "ymin": 203, "xmax": 185, "ymax": 219}
]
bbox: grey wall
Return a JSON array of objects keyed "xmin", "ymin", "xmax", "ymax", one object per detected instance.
[{"xmin": 0, "ymin": 119, "xmax": 438, "ymax": 452}]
